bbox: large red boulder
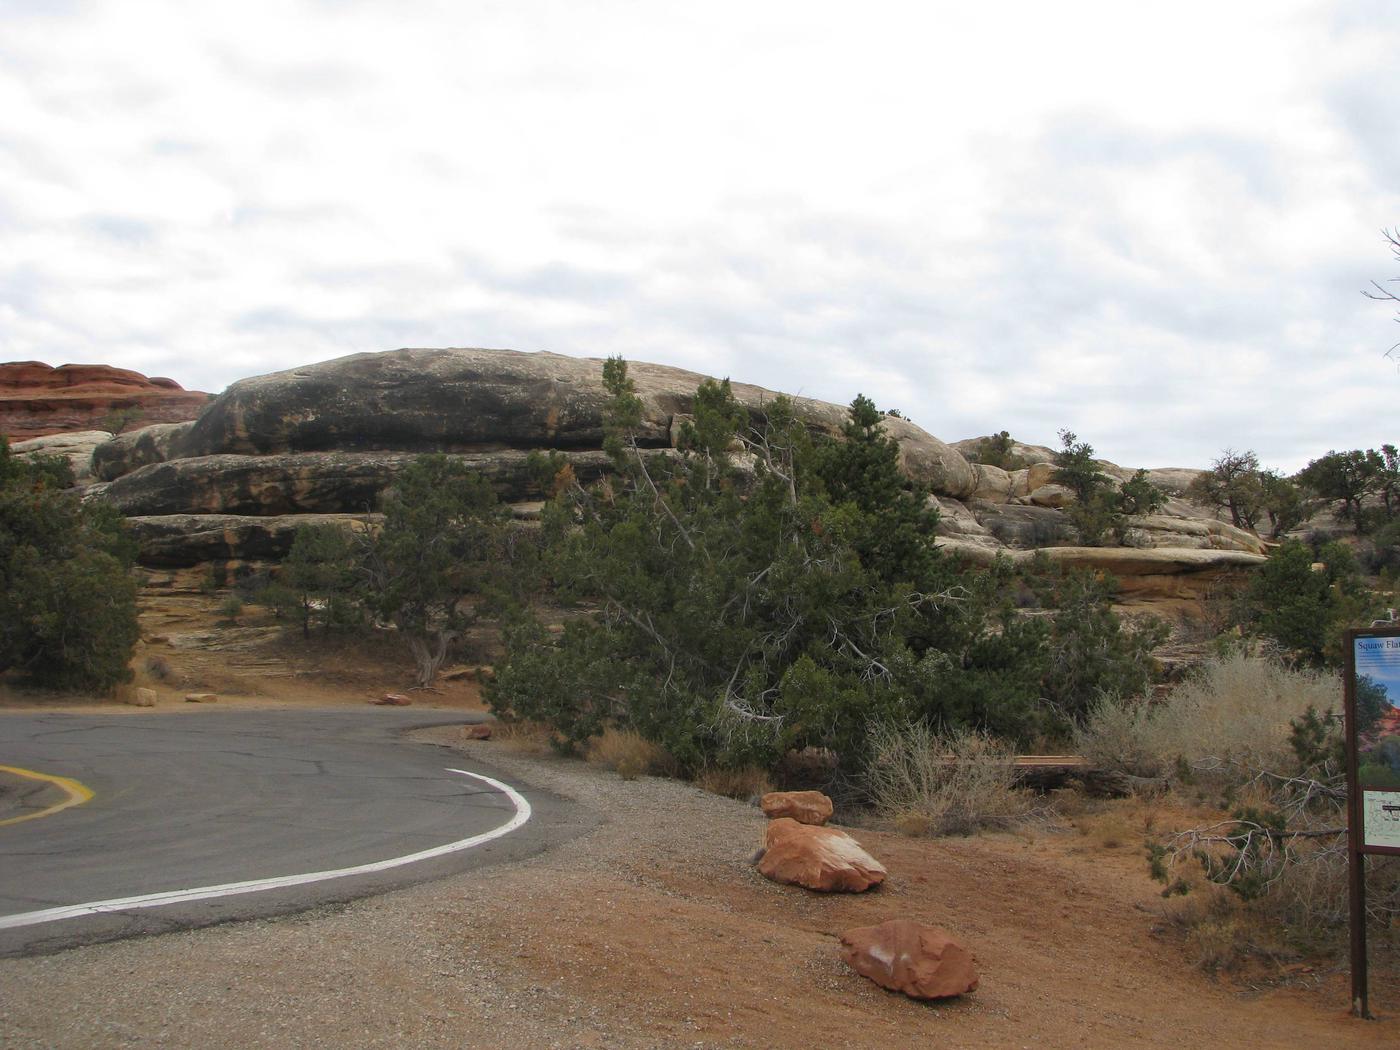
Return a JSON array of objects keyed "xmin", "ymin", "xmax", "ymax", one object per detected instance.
[
  {"xmin": 756, "ymin": 817, "xmax": 886, "ymax": 892},
  {"xmin": 760, "ymin": 790, "xmax": 834, "ymax": 825},
  {"xmin": 840, "ymin": 919, "xmax": 978, "ymax": 999}
]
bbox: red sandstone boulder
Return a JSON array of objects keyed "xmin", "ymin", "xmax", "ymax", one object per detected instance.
[
  {"xmin": 0, "ymin": 361, "xmax": 208, "ymax": 443},
  {"xmin": 756, "ymin": 817, "xmax": 886, "ymax": 892},
  {"xmin": 759, "ymin": 790, "xmax": 833, "ymax": 825},
  {"xmin": 840, "ymin": 919, "xmax": 978, "ymax": 999},
  {"xmin": 373, "ymin": 694, "xmax": 412, "ymax": 706},
  {"xmin": 462, "ymin": 723, "xmax": 493, "ymax": 740}
]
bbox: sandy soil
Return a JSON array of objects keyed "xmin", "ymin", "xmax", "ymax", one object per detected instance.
[{"xmin": 1, "ymin": 587, "xmax": 1396, "ymax": 1047}]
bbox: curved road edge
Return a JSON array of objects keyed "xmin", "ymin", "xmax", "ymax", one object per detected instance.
[{"xmin": 0, "ymin": 767, "xmax": 529, "ymax": 932}]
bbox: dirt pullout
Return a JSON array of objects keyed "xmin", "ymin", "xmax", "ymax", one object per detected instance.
[
  {"xmin": 2, "ymin": 727, "xmax": 1391, "ymax": 1049},
  {"xmin": 0, "ymin": 586, "xmax": 493, "ymax": 714}
]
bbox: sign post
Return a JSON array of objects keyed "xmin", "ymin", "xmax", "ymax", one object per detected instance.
[{"xmin": 1344, "ymin": 626, "xmax": 1400, "ymax": 1019}]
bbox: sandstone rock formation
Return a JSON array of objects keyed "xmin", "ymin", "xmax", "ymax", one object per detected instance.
[
  {"xmin": 756, "ymin": 817, "xmax": 886, "ymax": 892},
  {"xmin": 90, "ymin": 449, "xmax": 615, "ymax": 517},
  {"xmin": 77, "ymin": 348, "xmax": 1272, "ymax": 601},
  {"xmin": 91, "ymin": 421, "xmax": 194, "ymax": 481},
  {"xmin": 1, "ymin": 362, "xmax": 208, "ymax": 443},
  {"xmin": 124, "ymin": 513, "xmax": 379, "ymax": 567},
  {"xmin": 759, "ymin": 790, "xmax": 834, "ymax": 826},
  {"xmin": 840, "ymin": 919, "xmax": 979, "ymax": 1000},
  {"xmin": 10, "ymin": 431, "xmax": 114, "ymax": 483},
  {"xmin": 167, "ymin": 349, "xmax": 976, "ymax": 496}
]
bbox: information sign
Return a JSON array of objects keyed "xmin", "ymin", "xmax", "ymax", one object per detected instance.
[
  {"xmin": 1352, "ymin": 632, "xmax": 1400, "ymax": 854},
  {"xmin": 1344, "ymin": 625, "xmax": 1400, "ymax": 1019}
]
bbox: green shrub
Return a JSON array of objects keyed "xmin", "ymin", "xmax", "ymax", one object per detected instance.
[
  {"xmin": 970, "ymin": 430, "xmax": 1026, "ymax": 471},
  {"xmin": 1053, "ymin": 431, "xmax": 1164, "ymax": 545},
  {"xmin": 1246, "ymin": 539, "xmax": 1379, "ymax": 664},
  {"xmin": 490, "ymin": 362, "xmax": 1168, "ymax": 779},
  {"xmin": 0, "ymin": 437, "xmax": 139, "ymax": 692}
]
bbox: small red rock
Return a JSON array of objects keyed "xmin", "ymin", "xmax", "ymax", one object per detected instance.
[
  {"xmin": 840, "ymin": 919, "xmax": 978, "ymax": 999},
  {"xmin": 462, "ymin": 723, "xmax": 493, "ymax": 740},
  {"xmin": 760, "ymin": 790, "xmax": 833, "ymax": 825},
  {"xmin": 757, "ymin": 817, "xmax": 886, "ymax": 892},
  {"xmin": 372, "ymin": 694, "xmax": 412, "ymax": 706}
]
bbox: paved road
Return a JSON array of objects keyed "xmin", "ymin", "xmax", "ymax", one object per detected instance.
[{"xmin": 0, "ymin": 708, "xmax": 581, "ymax": 956}]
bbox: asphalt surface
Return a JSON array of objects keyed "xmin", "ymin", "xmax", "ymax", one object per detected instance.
[{"xmin": 0, "ymin": 708, "xmax": 583, "ymax": 956}]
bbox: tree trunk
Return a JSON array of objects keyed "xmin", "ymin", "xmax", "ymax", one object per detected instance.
[{"xmin": 407, "ymin": 630, "xmax": 457, "ymax": 687}]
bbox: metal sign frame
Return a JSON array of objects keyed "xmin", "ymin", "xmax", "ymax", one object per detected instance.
[{"xmin": 1343, "ymin": 625, "xmax": 1400, "ymax": 1019}]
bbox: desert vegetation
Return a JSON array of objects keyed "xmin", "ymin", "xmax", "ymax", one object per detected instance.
[
  {"xmin": 485, "ymin": 360, "xmax": 1166, "ymax": 776},
  {"xmin": 7, "ymin": 351, "xmax": 1398, "ymax": 986},
  {"xmin": 0, "ymin": 435, "xmax": 139, "ymax": 691},
  {"xmin": 1078, "ymin": 653, "xmax": 1400, "ymax": 969}
]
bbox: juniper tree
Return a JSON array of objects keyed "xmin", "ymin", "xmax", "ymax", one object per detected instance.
[
  {"xmin": 490, "ymin": 360, "xmax": 1163, "ymax": 773},
  {"xmin": 0, "ymin": 436, "xmax": 139, "ymax": 692},
  {"xmin": 359, "ymin": 455, "xmax": 507, "ymax": 686}
]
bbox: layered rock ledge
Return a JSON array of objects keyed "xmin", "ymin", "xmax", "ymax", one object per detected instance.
[
  {"xmin": 1, "ymin": 361, "xmax": 209, "ymax": 442},
  {"xmin": 62, "ymin": 347, "xmax": 1274, "ymax": 600}
]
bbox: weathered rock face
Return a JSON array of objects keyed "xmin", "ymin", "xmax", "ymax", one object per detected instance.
[
  {"xmin": 756, "ymin": 817, "xmax": 886, "ymax": 892},
  {"xmin": 968, "ymin": 500, "xmax": 1070, "ymax": 547},
  {"xmin": 124, "ymin": 513, "xmax": 378, "ymax": 567},
  {"xmin": 1143, "ymin": 467, "xmax": 1205, "ymax": 496},
  {"xmin": 1129, "ymin": 510, "xmax": 1266, "ymax": 554},
  {"xmin": 11, "ymin": 431, "xmax": 113, "ymax": 482},
  {"xmin": 73, "ymin": 349, "xmax": 1267, "ymax": 601},
  {"xmin": 840, "ymin": 920, "xmax": 979, "ymax": 1000},
  {"xmin": 91, "ymin": 449, "xmax": 615, "ymax": 517},
  {"xmin": 1, "ymin": 362, "xmax": 208, "ymax": 443},
  {"xmin": 938, "ymin": 541, "xmax": 1266, "ymax": 598},
  {"xmin": 91, "ymin": 421, "xmax": 194, "ymax": 481},
  {"xmin": 169, "ymin": 348, "xmax": 977, "ymax": 498},
  {"xmin": 759, "ymin": 790, "xmax": 834, "ymax": 826},
  {"xmin": 1032, "ymin": 546, "xmax": 1266, "ymax": 598},
  {"xmin": 969, "ymin": 462, "xmax": 1014, "ymax": 502}
]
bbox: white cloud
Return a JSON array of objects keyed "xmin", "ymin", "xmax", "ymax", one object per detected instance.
[{"xmin": 0, "ymin": 0, "xmax": 1397, "ymax": 473}]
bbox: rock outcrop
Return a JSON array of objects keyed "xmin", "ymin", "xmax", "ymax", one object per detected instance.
[
  {"xmin": 76, "ymin": 348, "xmax": 1272, "ymax": 602},
  {"xmin": 83, "ymin": 347, "xmax": 977, "ymax": 567},
  {"xmin": 169, "ymin": 348, "xmax": 976, "ymax": 497},
  {"xmin": 123, "ymin": 513, "xmax": 380, "ymax": 567},
  {"xmin": 10, "ymin": 431, "xmax": 114, "ymax": 483},
  {"xmin": 1, "ymin": 362, "xmax": 208, "ymax": 443},
  {"xmin": 91, "ymin": 421, "xmax": 194, "ymax": 481},
  {"xmin": 756, "ymin": 817, "xmax": 886, "ymax": 892},
  {"xmin": 759, "ymin": 791, "xmax": 834, "ymax": 826},
  {"xmin": 840, "ymin": 920, "xmax": 979, "ymax": 1000},
  {"xmin": 90, "ymin": 449, "xmax": 615, "ymax": 517}
]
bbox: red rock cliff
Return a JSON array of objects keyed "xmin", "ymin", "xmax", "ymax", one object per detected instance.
[{"xmin": 0, "ymin": 361, "xmax": 210, "ymax": 442}]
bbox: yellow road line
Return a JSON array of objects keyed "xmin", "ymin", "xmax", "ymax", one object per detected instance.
[{"xmin": 0, "ymin": 764, "xmax": 94, "ymax": 828}]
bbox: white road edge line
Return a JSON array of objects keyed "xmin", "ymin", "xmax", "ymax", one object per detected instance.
[{"xmin": 0, "ymin": 768, "xmax": 530, "ymax": 931}]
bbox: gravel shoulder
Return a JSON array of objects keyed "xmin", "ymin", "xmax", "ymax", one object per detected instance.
[{"xmin": 1, "ymin": 724, "xmax": 1394, "ymax": 1049}]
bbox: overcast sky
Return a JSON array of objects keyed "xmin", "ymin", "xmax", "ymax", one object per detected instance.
[{"xmin": 2, "ymin": 1, "xmax": 1397, "ymax": 471}]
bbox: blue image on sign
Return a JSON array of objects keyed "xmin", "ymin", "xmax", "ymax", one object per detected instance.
[{"xmin": 1355, "ymin": 636, "xmax": 1400, "ymax": 796}]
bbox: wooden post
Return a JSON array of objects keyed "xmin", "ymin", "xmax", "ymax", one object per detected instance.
[{"xmin": 1344, "ymin": 630, "xmax": 1369, "ymax": 1018}]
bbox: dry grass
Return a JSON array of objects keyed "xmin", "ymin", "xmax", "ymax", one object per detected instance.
[
  {"xmin": 142, "ymin": 655, "xmax": 173, "ymax": 682},
  {"xmin": 1074, "ymin": 802, "xmax": 1162, "ymax": 851},
  {"xmin": 865, "ymin": 721, "xmax": 1032, "ymax": 836},
  {"xmin": 1159, "ymin": 879, "xmax": 1312, "ymax": 974},
  {"xmin": 692, "ymin": 765, "xmax": 773, "ymax": 801},
  {"xmin": 492, "ymin": 719, "xmax": 556, "ymax": 756},
  {"xmin": 585, "ymin": 727, "xmax": 674, "ymax": 780},
  {"xmin": 1075, "ymin": 652, "xmax": 1337, "ymax": 779}
]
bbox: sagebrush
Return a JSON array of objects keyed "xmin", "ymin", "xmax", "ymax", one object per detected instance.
[{"xmin": 864, "ymin": 721, "xmax": 1031, "ymax": 836}]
